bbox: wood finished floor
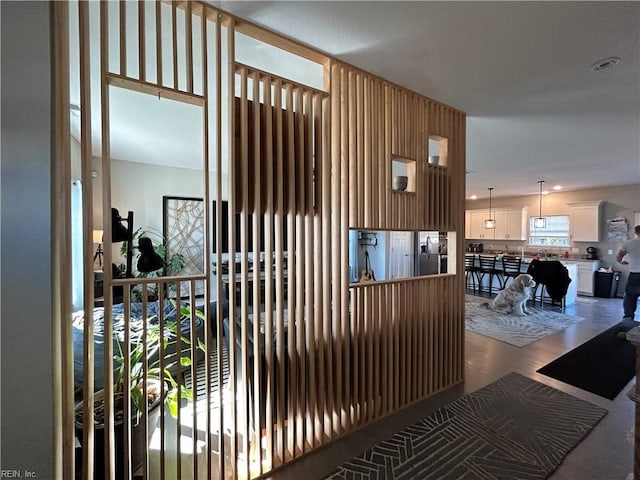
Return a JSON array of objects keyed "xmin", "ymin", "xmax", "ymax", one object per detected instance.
[{"xmin": 263, "ymin": 293, "xmax": 635, "ymax": 480}]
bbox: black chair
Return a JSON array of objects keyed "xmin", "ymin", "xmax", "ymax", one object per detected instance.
[
  {"xmin": 465, "ymin": 254, "xmax": 479, "ymax": 292},
  {"xmin": 527, "ymin": 259, "xmax": 571, "ymax": 309},
  {"xmin": 477, "ymin": 255, "xmax": 502, "ymax": 296},
  {"xmin": 501, "ymin": 256, "xmax": 522, "ymax": 287}
]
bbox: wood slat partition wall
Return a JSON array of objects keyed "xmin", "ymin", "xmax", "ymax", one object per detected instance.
[{"xmin": 61, "ymin": 1, "xmax": 465, "ymax": 479}]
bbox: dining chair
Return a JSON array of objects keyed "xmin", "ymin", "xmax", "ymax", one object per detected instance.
[
  {"xmin": 501, "ymin": 255, "xmax": 522, "ymax": 288},
  {"xmin": 465, "ymin": 254, "xmax": 479, "ymax": 293},
  {"xmin": 477, "ymin": 255, "xmax": 501, "ymax": 296}
]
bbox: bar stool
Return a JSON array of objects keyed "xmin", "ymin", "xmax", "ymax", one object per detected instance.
[
  {"xmin": 465, "ymin": 254, "xmax": 479, "ymax": 293},
  {"xmin": 477, "ymin": 255, "xmax": 501, "ymax": 296},
  {"xmin": 501, "ymin": 256, "xmax": 522, "ymax": 287}
]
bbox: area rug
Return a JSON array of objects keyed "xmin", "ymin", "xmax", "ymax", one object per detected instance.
[
  {"xmin": 325, "ymin": 372, "xmax": 607, "ymax": 480},
  {"xmin": 537, "ymin": 319, "xmax": 637, "ymax": 400},
  {"xmin": 465, "ymin": 295, "xmax": 584, "ymax": 347}
]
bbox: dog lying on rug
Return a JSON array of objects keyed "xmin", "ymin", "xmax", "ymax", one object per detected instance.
[{"xmin": 481, "ymin": 273, "xmax": 536, "ymax": 316}]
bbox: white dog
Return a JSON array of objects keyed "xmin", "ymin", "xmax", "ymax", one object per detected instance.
[{"xmin": 481, "ymin": 274, "xmax": 536, "ymax": 316}]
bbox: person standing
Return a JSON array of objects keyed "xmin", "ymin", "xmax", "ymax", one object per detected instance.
[{"xmin": 617, "ymin": 225, "xmax": 640, "ymax": 321}]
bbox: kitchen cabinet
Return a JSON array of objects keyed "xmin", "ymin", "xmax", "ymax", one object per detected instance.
[
  {"xmin": 574, "ymin": 260, "xmax": 600, "ymax": 296},
  {"xmin": 568, "ymin": 201, "xmax": 603, "ymax": 242},
  {"xmin": 465, "ymin": 211, "xmax": 471, "ymax": 239},
  {"xmin": 466, "ymin": 207, "xmax": 527, "ymax": 240},
  {"xmin": 468, "ymin": 210, "xmax": 492, "ymax": 239},
  {"xmin": 494, "ymin": 209, "xmax": 527, "ymax": 241}
]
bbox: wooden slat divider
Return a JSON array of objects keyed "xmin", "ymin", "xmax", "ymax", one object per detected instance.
[{"xmin": 62, "ymin": 4, "xmax": 467, "ymax": 479}]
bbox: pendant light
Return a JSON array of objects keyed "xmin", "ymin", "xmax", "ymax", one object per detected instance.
[
  {"xmin": 534, "ymin": 180, "xmax": 547, "ymax": 228},
  {"xmin": 484, "ymin": 187, "xmax": 495, "ymax": 229}
]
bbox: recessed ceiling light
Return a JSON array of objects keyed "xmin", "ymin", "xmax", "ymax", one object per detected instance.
[
  {"xmin": 542, "ymin": 190, "xmax": 549, "ymax": 195},
  {"xmin": 553, "ymin": 185, "xmax": 562, "ymax": 190},
  {"xmin": 590, "ymin": 56, "xmax": 621, "ymax": 72},
  {"xmin": 470, "ymin": 194, "xmax": 477, "ymax": 200}
]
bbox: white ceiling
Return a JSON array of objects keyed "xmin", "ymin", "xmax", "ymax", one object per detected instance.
[{"xmin": 211, "ymin": 0, "xmax": 640, "ymax": 199}]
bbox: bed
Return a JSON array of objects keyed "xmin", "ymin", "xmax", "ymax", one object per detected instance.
[{"xmin": 72, "ymin": 300, "xmax": 207, "ymax": 396}]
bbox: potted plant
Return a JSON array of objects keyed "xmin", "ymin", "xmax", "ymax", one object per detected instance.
[{"xmin": 75, "ymin": 301, "xmax": 206, "ymax": 478}]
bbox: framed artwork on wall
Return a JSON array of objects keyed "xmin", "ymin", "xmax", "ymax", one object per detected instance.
[{"xmin": 163, "ymin": 196, "xmax": 205, "ymax": 297}]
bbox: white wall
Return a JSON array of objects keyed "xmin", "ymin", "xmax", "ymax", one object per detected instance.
[{"xmin": 1, "ymin": 1, "xmax": 55, "ymax": 476}]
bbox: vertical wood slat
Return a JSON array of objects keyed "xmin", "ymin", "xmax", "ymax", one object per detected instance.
[
  {"xmin": 52, "ymin": 3, "xmax": 74, "ymax": 477},
  {"xmin": 294, "ymin": 86, "xmax": 305, "ymax": 457},
  {"xmin": 197, "ymin": 10, "xmax": 210, "ymax": 480},
  {"xmin": 138, "ymin": 0, "xmax": 145, "ymax": 82},
  {"xmin": 274, "ymin": 77, "xmax": 286, "ymax": 466},
  {"xmin": 80, "ymin": 1, "xmax": 98, "ymax": 477},
  {"xmin": 171, "ymin": 1, "xmax": 178, "ymax": 89},
  {"xmin": 321, "ymin": 86, "xmax": 333, "ymax": 442},
  {"xmin": 340, "ymin": 65, "xmax": 350, "ymax": 434},
  {"xmin": 303, "ymin": 90, "xmax": 315, "ymax": 452},
  {"xmin": 119, "ymin": 0, "xmax": 126, "ymax": 76},
  {"xmin": 313, "ymin": 94, "xmax": 325, "ymax": 447},
  {"xmin": 239, "ymin": 67, "xmax": 250, "ymax": 480},
  {"xmin": 285, "ymin": 83, "xmax": 296, "ymax": 460},
  {"xmin": 213, "ymin": 13, "xmax": 225, "ymax": 479},
  {"xmin": 251, "ymin": 70, "xmax": 263, "ymax": 477},
  {"xmin": 185, "ymin": 1, "xmax": 193, "ymax": 93},
  {"xmin": 155, "ymin": 1, "xmax": 162, "ymax": 86},
  {"xmin": 226, "ymin": 16, "xmax": 239, "ymax": 479},
  {"xmin": 263, "ymin": 73, "xmax": 275, "ymax": 471}
]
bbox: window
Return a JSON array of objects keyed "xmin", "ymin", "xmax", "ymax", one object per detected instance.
[{"xmin": 528, "ymin": 215, "xmax": 570, "ymax": 247}]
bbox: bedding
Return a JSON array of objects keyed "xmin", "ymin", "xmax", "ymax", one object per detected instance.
[{"xmin": 72, "ymin": 300, "xmax": 205, "ymax": 395}]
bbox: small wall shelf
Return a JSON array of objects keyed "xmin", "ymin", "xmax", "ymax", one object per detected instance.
[
  {"xmin": 391, "ymin": 156, "xmax": 416, "ymax": 193},
  {"xmin": 428, "ymin": 134, "xmax": 448, "ymax": 167}
]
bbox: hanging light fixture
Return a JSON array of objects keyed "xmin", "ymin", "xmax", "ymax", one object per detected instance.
[
  {"xmin": 534, "ymin": 180, "xmax": 547, "ymax": 228},
  {"xmin": 484, "ymin": 187, "xmax": 495, "ymax": 229}
]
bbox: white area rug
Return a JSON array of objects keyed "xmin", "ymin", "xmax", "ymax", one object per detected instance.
[{"xmin": 465, "ymin": 294, "xmax": 584, "ymax": 347}]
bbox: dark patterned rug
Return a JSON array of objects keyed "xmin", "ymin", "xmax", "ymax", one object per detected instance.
[{"xmin": 325, "ymin": 373, "xmax": 607, "ymax": 480}]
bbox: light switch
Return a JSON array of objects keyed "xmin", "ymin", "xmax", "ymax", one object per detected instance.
[
  {"xmin": 571, "ymin": 247, "xmax": 579, "ymax": 253},
  {"xmin": 608, "ymin": 249, "xmax": 613, "ymax": 255}
]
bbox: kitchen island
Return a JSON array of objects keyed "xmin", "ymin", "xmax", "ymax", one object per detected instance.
[{"xmin": 468, "ymin": 255, "xmax": 578, "ymax": 306}]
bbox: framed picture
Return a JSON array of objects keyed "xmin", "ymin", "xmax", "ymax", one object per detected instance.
[{"xmin": 163, "ymin": 196, "xmax": 205, "ymax": 297}]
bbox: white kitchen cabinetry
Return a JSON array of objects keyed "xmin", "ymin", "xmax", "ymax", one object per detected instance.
[
  {"xmin": 466, "ymin": 208, "xmax": 527, "ymax": 240},
  {"xmin": 468, "ymin": 211, "xmax": 492, "ymax": 239},
  {"xmin": 574, "ymin": 260, "xmax": 600, "ymax": 296},
  {"xmin": 465, "ymin": 211, "xmax": 471, "ymax": 239},
  {"xmin": 494, "ymin": 209, "xmax": 527, "ymax": 241},
  {"xmin": 568, "ymin": 201, "xmax": 603, "ymax": 242}
]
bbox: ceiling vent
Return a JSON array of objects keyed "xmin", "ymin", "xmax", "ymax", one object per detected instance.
[{"xmin": 590, "ymin": 57, "xmax": 621, "ymax": 72}]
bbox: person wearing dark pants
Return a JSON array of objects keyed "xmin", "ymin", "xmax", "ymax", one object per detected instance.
[{"xmin": 617, "ymin": 225, "xmax": 640, "ymax": 321}]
